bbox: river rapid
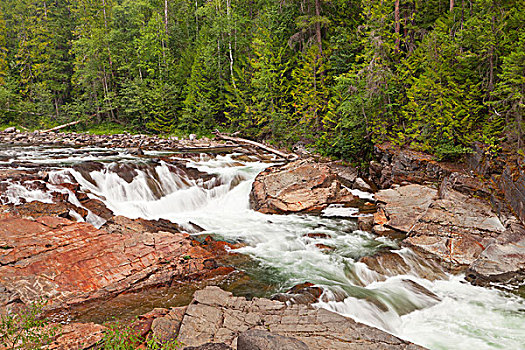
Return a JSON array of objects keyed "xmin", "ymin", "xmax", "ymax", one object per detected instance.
[{"xmin": 1, "ymin": 146, "xmax": 524, "ymax": 350}]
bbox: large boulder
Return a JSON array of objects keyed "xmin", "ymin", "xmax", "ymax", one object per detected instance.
[
  {"xmin": 250, "ymin": 160, "xmax": 359, "ymax": 214},
  {"xmin": 373, "ymin": 183, "xmax": 512, "ymax": 273},
  {"xmin": 176, "ymin": 286, "xmax": 424, "ymax": 349},
  {"xmin": 466, "ymin": 225, "xmax": 525, "ymax": 286}
]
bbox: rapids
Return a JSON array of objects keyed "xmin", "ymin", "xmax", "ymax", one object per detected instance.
[{"xmin": 1, "ymin": 146, "xmax": 524, "ymax": 349}]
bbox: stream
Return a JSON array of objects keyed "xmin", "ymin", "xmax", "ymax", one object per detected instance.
[{"xmin": 1, "ymin": 146, "xmax": 524, "ymax": 350}]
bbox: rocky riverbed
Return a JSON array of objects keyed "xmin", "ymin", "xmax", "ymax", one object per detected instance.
[{"xmin": 0, "ymin": 129, "xmax": 524, "ymax": 350}]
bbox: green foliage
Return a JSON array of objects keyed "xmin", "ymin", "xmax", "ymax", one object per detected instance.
[
  {"xmin": 0, "ymin": 0, "xmax": 524, "ymax": 162},
  {"xmin": 0, "ymin": 301, "xmax": 60, "ymax": 350},
  {"xmin": 103, "ymin": 321, "xmax": 181, "ymax": 350}
]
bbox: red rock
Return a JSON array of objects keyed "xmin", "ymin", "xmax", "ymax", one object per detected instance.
[
  {"xmin": 0, "ymin": 215, "xmax": 236, "ymax": 311},
  {"xmin": 48, "ymin": 322, "xmax": 106, "ymax": 350}
]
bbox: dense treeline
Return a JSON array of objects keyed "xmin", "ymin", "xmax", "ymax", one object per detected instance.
[{"xmin": 0, "ymin": 0, "xmax": 524, "ymax": 162}]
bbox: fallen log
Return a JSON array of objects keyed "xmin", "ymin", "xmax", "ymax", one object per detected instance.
[
  {"xmin": 214, "ymin": 131, "xmax": 299, "ymax": 161},
  {"xmin": 41, "ymin": 120, "xmax": 82, "ymax": 133}
]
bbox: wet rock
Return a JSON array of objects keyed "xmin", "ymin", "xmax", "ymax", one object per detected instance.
[
  {"xmin": 3, "ymin": 127, "xmax": 16, "ymax": 133},
  {"xmin": 237, "ymin": 329, "xmax": 309, "ymax": 350},
  {"xmin": 177, "ymin": 287, "xmax": 424, "ymax": 349},
  {"xmin": 0, "ymin": 214, "xmax": 234, "ymax": 311},
  {"xmin": 77, "ymin": 195, "xmax": 113, "ymax": 220},
  {"xmin": 9, "ymin": 201, "xmax": 70, "ymax": 219},
  {"xmin": 250, "ymin": 160, "xmax": 359, "ymax": 214},
  {"xmin": 375, "ymin": 183, "xmax": 507, "ymax": 271},
  {"xmin": 357, "ymin": 216, "xmax": 374, "ymax": 232},
  {"xmin": 360, "ymin": 250, "xmax": 447, "ymax": 281},
  {"xmin": 271, "ymin": 282, "xmax": 323, "ymax": 305},
  {"xmin": 466, "ymin": 226, "xmax": 525, "ymax": 286},
  {"xmin": 48, "ymin": 322, "xmax": 106, "ymax": 350},
  {"xmin": 304, "ymin": 233, "xmax": 329, "ymax": 239}
]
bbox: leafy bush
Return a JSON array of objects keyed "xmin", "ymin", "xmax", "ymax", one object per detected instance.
[
  {"xmin": 0, "ymin": 301, "xmax": 60, "ymax": 350},
  {"xmin": 103, "ymin": 321, "xmax": 182, "ymax": 350}
]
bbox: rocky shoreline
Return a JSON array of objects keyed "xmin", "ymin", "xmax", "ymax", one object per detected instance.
[{"xmin": 1, "ymin": 129, "xmax": 524, "ymax": 349}]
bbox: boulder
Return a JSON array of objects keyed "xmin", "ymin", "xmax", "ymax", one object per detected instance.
[
  {"xmin": 271, "ymin": 282, "xmax": 323, "ymax": 305},
  {"xmin": 237, "ymin": 329, "xmax": 309, "ymax": 350},
  {"xmin": 466, "ymin": 225, "xmax": 525, "ymax": 286},
  {"xmin": 176, "ymin": 286, "xmax": 424, "ymax": 349},
  {"xmin": 359, "ymin": 251, "xmax": 447, "ymax": 281},
  {"xmin": 374, "ymin": 183, "xmax": 510, "ymax": 272},
  {"xmin": 250, "ymin": 160, "xmax": 359, "ymax": 214}
]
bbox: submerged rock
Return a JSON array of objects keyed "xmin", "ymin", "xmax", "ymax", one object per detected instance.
[
  {"xmin": 176, "ymin": 286, "xmax": 424, "ymax": 349},
  {"xmin": 250, "ymin": 160, "xmax": 359, "ymax": 214},
  {"xmin": 271, "ymin": 282, "xmax": 323, "ymax": 305}
]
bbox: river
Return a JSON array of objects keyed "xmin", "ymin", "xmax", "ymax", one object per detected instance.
[{"xmin": 1, "ymin": 146, "xmax": 524, "ymax": 350}]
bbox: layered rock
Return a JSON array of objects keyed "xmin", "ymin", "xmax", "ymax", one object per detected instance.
[
  {"xmin": 466, "ymin": 224, "xmax": 525, "ymax": 286},
  {"xmin": 0, "ymin": 214, "xmax": 235, "ymax": 312},
  {"xmin": 176, "ymin": 286, "xmax": 424, "ymax": 349},
  {"xmin": 47, "ymin": 322, "xmax": 106, "ymax": 350},
  {"xmin": 373, "ymin": 184, "xmax": 506, "ymax": 270},
  {"xmin": 250, "ymin": 160, "xmax": 359, "ymax": 214}
]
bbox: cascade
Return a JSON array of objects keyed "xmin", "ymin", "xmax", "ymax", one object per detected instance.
[{"xmin": 1, "ymin": 146, "xmax": 523, "ymax": 350}]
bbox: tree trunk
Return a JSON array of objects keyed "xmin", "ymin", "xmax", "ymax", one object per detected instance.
[
  {"xmin": 164, "ymin": 0, "xmax": 169, "ymax": 34},
  {"xmin": 394, "ymin": 0, "xmax": 401, "ymax": 52},
  {"xmin": 315, "ymin": 0, "xmax": 322, "ymax": 55},
  {"xmin": 227, "ymin": 0, "xmax": 236, "ymax": 89},
  {"xmin": 450, "ymin": 0, "xmax": 454, "ymax": 12}
]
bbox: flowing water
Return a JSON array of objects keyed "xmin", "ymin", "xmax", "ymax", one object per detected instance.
[{"xmin": 1, "ymin": 146, "xmax": 524, "ymax": 350}]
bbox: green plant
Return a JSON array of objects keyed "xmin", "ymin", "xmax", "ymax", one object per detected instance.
[
  {"xmin": 0, "ymin": 301, "xmax": 60, "ymax": 350},
  {"xmin": 103, "ymin": 321, "xmax": 182, "ymax": 350}
]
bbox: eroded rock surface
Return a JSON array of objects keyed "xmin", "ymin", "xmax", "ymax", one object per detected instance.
[
  {"xmin": 374, "ymin": 184, "xmax": 507, "ymax": 270},
  {"xmin": 372, "ymin": 182, "xmax": 525, "ymax": 284},
  {"xmin": 176, "ymin": 286, "xmax": 424, "ymax": 349},
  {"xmin": 466, "ymin": 224, "xmax": 525, "ymax": 286},
  {"xmin": 47, "ymin": 322, "xmax": 106, "ymax": 350},
  {"xmin": 250, "ymin": 160, "xmax": 359, "ymax": 214},
  {"xmin": 0, "ymin": 214, "xmax": 234, "ymax": 312}
]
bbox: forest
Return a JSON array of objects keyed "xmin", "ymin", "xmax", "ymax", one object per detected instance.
[{"xmin": 0, "ymin": 0, "xmax": 524, "ymax": 163}]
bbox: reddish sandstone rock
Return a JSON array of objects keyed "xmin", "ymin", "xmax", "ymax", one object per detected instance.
[
  {"xmin": 250, "ymin": 160, "xmax": 359, "ymax": 214},
  {"xmin": 47, "ymin": 322, "xmax": 106, "ymax": 350},
  {"xmin": 0, "ymin": 214, "xmax": 235, "ymax": 311}
]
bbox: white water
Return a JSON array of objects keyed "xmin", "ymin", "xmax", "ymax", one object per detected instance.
[{"xmin": 2, "ymin": 148, "xmax": 524, "ymax": 349}]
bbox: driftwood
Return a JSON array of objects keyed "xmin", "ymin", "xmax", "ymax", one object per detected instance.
[
  {"xmin": 214, "ymin": 131, "xmax": 299, "ymax": 161},
  {"xmin": 42, "ymin": 120, "xmax": 82, "ymax": 133}
]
